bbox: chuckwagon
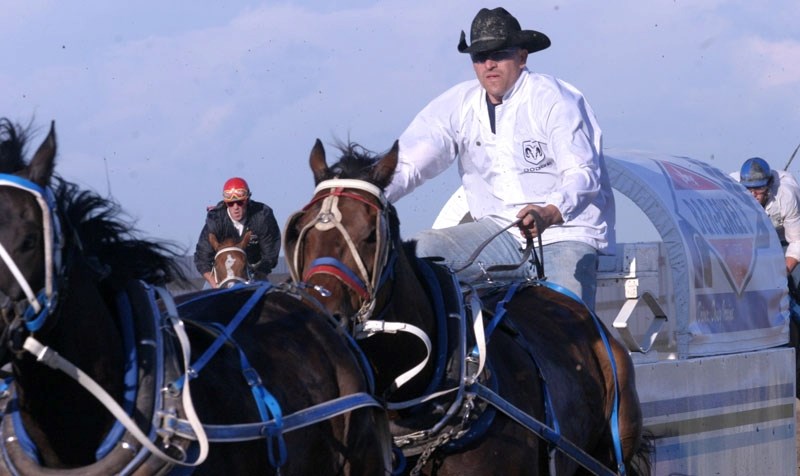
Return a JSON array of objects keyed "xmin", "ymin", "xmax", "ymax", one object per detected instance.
[{"xmin": 599, "ymin": 152, "xmax": 795, "ymax": 475}]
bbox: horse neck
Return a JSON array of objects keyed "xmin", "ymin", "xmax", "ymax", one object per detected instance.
[
  {"xmin": 364, "ymin": 244, "xmax": 441, "ymax": 401},
  {"xmin": 384, "ymin": 245, "xmax": 437, "ymax": 335},
  {"xmin": 13, "ymin": 259, "xmax": 125, "ymax": 465}
]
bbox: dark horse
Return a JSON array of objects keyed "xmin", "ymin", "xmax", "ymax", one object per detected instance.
[
  {"xmin": 0, "ymin": 120, "xmax": 391, "ymax": 475},
  {"xmin": 284, "ymin": 140, "xmax": 651, "ymax": 476}
]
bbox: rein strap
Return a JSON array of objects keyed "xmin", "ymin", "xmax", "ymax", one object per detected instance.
[{"xmin": 20, "ymin": 286, "xmax": 211, "ymax": 468}]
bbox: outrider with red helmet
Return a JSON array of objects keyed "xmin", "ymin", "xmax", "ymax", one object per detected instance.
[{"xmin": 222, "ymin": 177, "xmax": 251, "ymax": 202}]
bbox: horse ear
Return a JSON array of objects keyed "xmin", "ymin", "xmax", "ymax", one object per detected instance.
[
  {"xmin": 309, "ymin": 139, "xmax": 329, "ymax": 185},
  {"xmin": 240, "ymin": 230, "xmax": 252, "ymax": 248},
  {"xmin": 208, "ymin": 233, "xmax": 220, "ymax": 251},
  {"xmin": 27, "ymin": 121, "xmax": 56, "ymax": 187},
  {"xmin": 282, "ymin": 213, "xmax": 301, "ymax": 273},
  {"xmin": 372, "ymin": 140, "xmax": 398, "ymax": 188}
]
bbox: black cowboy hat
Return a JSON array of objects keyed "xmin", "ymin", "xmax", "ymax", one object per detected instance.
[{"xmin": 458, "ymin": 7, "xmax": 550, "ymax": 54}]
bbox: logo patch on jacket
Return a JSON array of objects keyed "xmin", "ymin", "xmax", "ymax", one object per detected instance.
[{"xmin": 522, "ymin": 140, "xmax": 546, "ymax": 165}]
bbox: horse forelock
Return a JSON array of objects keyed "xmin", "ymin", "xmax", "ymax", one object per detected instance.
[{"xmin": 326, "ymin": 141, "xmax": 395, "ymax": 189}]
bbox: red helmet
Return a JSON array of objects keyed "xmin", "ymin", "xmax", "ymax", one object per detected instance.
[{"xmin": 222, "ymin": 177, "xmax": 251, "ymax": 202}]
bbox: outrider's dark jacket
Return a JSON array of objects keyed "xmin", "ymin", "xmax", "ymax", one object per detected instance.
[{"xmin": 193, "ymin": 200, "xmax": 281, "ymax": 279}]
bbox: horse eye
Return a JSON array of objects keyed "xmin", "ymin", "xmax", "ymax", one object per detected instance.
[
  {"xmin": 365, "ymin": 229, "xmax": 377, "ymax": 244},
  {"xmin": 22, "ymin": 233, "xmax": 40, "ymax": 251}
]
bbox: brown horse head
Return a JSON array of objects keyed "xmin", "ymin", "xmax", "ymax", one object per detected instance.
[
  {"xmin": 209, "ymin": 231, "xmax": 252, "ymax": 288},
  {"xmin": 284, "ymin": 139, "xmax": 399, "ymax": 323}
]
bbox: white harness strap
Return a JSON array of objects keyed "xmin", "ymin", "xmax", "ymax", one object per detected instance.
[
  {"xmin": 0, "ymin": 245, "xmax": 39, "ymax": 312},
  {"xmin": 20, "ymin": 286, "xmax": 211, "ymax": 468},
  {"xmin": 313, "ymin": 179, "xmax": 385, "ymax": 206},
  {"xmin": 468, "ymin": 292, "xmax": 487, "ymax": 382},
  {"xmin": 357, "ymin": 320, "xmax": 432, "ymax": 390},
  {"xmin": 315, "ymin": 193, "xmax": 373, "ymax": 294}
]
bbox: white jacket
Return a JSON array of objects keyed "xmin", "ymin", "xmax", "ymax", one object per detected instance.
[
  {"xmin": 386, "ymin": 68, "xmax": 615, "ymax": 252},
  {"xmin": 731, "ymin": 169, "xmax": 800, "ymax": 261}
]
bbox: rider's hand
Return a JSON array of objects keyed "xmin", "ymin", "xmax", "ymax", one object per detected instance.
[
  {"xmin": 516, "ymin": 204, "xmax": 563, "ymax": 239},
  {"xmin": 203, "ymin": 271, "xmax": 218, "ymax": 289},
  {"xmin": 787, "ymin": 257, "xmax": 798, "ymax": 276}
]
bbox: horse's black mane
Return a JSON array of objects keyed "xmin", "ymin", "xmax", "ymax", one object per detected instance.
[
  {"xmin": 326, "ymin": 141, "xmax": 410, "ymax": 252},
  {"xmin": 0, "ymin": 118, "xmax": 186, "ymax": 289},
  {"xmin": 57, "ymin": 178, "xmax": 187, "ymax": 288},
  {"xmin": 0, "ymin": 118, "xmax": 30, "ymax": 173}
]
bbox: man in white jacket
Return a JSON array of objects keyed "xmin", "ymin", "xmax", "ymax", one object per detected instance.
[
  {"xmin": 386, "ymin": 7, "xmax": 614, "ymax": 309},
  {"xmin": 732, "ymin": 157, "xmax": 800, "ymax": 285}
]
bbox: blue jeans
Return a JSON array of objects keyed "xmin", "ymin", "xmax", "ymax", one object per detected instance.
[{"xmin": 414, "ymin": 218, "xmax": 598, "ymax": 309}]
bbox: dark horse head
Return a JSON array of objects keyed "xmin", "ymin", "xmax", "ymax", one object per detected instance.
[
  {"xmin": 0, "ymin": 119, "xmax": 186, "ymax": 468},
  {"xmin": 285, "ymin": 139, "xmax": 652, "ymax": 476},
  {"xmin": 0, "ymin": 122, "xmax": 392, "ymax": 475}
]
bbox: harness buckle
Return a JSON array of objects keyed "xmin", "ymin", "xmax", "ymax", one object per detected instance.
[
  {"xmin": 242, "ymin": 367, "xmax": 262, "ymax": 386},
  {"xmin": 157, "ymin": 407, "xmax": 179, "ymax": 444},
  {"xmin": 312, "ymin": 284, "xmax": 331, "ymax": 297}
]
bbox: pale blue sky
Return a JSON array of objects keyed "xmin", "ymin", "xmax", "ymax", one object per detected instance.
[{"xmin": 1, "ymin": 0, "xmax": 798, "ymax": 252}]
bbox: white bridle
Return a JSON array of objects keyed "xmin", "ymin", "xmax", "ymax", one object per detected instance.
[
  {"xmin": 288, "ymin": 179, "xmax": 390, "ymax": 323},
  {"xmin": 288, "ymin": 178, "xmax": 431, "ymax": 391}
]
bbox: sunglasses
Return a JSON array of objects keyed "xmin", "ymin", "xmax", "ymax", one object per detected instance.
[
  {"xmin": 470, "ymin": 48, "xmax": 520, "ymax": 64},
  {"xmin": 226, "ymin": 200, "xmax": 247, "ymax": 208}
]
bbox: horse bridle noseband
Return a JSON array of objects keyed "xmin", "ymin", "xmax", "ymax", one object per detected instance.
[{"xmin": 0, "ymin": 175, "xmax": 63, "ymax": 332}]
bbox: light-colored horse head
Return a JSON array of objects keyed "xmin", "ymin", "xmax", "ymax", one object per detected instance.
[{"xmin": 209, "ymin": 231, "xmax": 252, "ymax": 288}]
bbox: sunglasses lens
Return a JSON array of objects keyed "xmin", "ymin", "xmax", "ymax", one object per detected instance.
[
  {"xmin": 226, "ymin": 200, "xmax": 245, "ymax": 207},
  {"xmin": 471, "ymin": 48, "xmax": 518, "ymax": 63}
]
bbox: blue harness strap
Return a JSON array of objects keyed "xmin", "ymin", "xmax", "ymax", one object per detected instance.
[
  {"xmin": 307, "ymin": 257, "xmax": 368, "ymax": 291},
  {"xmin": 95, "ymin": 289, "xmax": 140, "ymax": 460},
  {"xmin": 471, "ymin": 383, "xmax": 617, "ymax": 476},
  {"xmin": 476, "ymin": 281, "xmax": 521, "ymax": 349},
  {"xmin": 171, "ymin": 392, "xmax": 383, "ymax": 441},
  {"xmin": 414, "ymin": 258, "xmax": 450, "ymax": 396},
  {"xmin": 170, "ymin": 282, "xmax": 272, "ymax": 392},
  {"xmin": 472, "ymin": 282, "xmax": 561, "ymax": 443},
  {"xmin": 207, "ymin": 322, "xmax": 287, "ymax": 468},
  {"xmin": 537, "ymin": 280, "xmax": 627, "ymax": 476},
  {"xmin": 463, "ymin": 280, "xmax": 625, "ymax": 475}
]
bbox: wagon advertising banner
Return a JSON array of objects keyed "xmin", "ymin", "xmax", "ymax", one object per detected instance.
[{"xmin": 607, "ymin": 153, "xmax": 788, "ymax": 357}]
